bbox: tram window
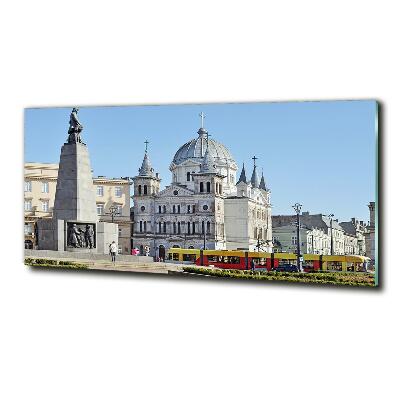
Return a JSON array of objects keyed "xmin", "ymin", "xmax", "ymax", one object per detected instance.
[
  {"xmin": 252, "ymin": 258, "xmax": 266, "ymax": 266},
  {"xmin": 327, "ymin": 261, "xmax": 342, "ymax": 271},
  {"xmin": 183, "ymin": 254, "xmax": 196, "ymax": 262},
  {"xmin": 172, "ymin": 253, "xmax": 179, "ymax": 261}
]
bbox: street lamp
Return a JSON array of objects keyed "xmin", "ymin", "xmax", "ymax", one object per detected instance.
[
  {"xmin": 106, "ymin": 204, "xmax": 119, "ymax": 223},
  {"xmin": 292, "ymin": 203, "xmax": 302, "ymax": 271},
  {"xmin": 327, "ymin": 213, "xmax": 334, "ymax": 255}
]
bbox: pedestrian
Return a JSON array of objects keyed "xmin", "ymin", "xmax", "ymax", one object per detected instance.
[
  {"xmin": 250, "ymin": 259, "xmax": 255, "ymax": 273},
  {"xmin": 109, "ymin": 241, "xmax": 117, "ymax": 263}
]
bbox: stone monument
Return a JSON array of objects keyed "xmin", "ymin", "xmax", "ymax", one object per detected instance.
[{"xmin": 37, "ymin": 108, "xmax": 118, "ymax": 254}]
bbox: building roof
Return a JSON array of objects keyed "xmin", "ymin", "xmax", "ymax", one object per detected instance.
[
  {"xmin": 138, "ymin": 151, "xmax": 153, "ymax": 177},
  {"xmin": 259, "ymin": 171, "xmax": 267, "ymax": 191},
  {"xmin": 172, "ymin": 127, "xmax": 236, "ymax": 168},
  {"xmin": 250, "ymin": 164, "xmax": 260, "ymax": 188},
  {"xmin": 236, "ymin": 163, "xmax": 247, "ymax": 184}
]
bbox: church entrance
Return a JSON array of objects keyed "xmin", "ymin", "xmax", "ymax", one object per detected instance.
[{"xmin": 159, "ymin": 245, "xmax": 165, "ymax": 261}]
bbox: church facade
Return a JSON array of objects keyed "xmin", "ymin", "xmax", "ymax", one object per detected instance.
[{"xmin": 131, "ymin": 117, "xmax": 272, "ymax": 258}]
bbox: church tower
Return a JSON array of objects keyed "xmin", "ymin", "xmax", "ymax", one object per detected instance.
[{"xmin": 133, "ymin": 141, "xmax": 161, "ymax": 197}]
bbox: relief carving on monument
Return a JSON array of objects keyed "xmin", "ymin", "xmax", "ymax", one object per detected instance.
[{"xmin": 67, "ymin": 222, "xmax": 96, "ymax": 249}]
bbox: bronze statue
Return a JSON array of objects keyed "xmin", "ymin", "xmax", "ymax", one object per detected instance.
[
  {"xmin": 84, "ymin": 224, "xmax": 95, "ymax": 249},
  {"xmin": 67, "ymin": 223, "xmax": 81, "ymax": 247},
  {"xmin": 67, "ymin": 108, "xmax": 84, "ymax": 143}
]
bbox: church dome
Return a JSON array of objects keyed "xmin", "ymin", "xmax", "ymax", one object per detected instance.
[{"xmin": 172, "ymin": 128, "xmax": 237, "ymax": 167}]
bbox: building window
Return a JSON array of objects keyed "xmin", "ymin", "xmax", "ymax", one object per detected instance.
[
  {"xmin": 118, "ymin": 246, "xmax": 122, "ymax": 254},
  {"xmin": 118, "ymin": 227, "xmax": 122, "ymax": 237},
  {"xmin": 206, "ymin": 182, "xmax": 211, "ymax": 193},
  {"xmin": 203, "ymin": 204, "xmax": 208, "ymax": 211},
  {"xmin": 202, "ymin": 221, "xmax": 205, "ymax": 234},
  {"xmin": 24, "ymin": 223, "xmax": 33, "ymax": 235},
  {"xmin": 163, "ymin": 222, "xmax": 167, "ymax": 233},
  {"xmin": 144, "ymin": 221, "xmax": 147, "ymax": 232},
  {"xmin": 97, "ymin": 186, "xmax": 104, "ymax": 196},
  {"xmin": 138, "ymin": 185, "xmax": 142, "ymax": 195},
  {"xmin": 42, "ymin": 181, "xmax": 49, "ymax": 193},
  {"xmin": 178, "ymin": 222, "xmax": 181, "ymax": 234},
  {"xmin": 159, "ymin": 205, "xmax": 162, "ymax": 213},
  {"xmin": 144, "ymin": 185, "xmax": 148, "ymax": 195},
  {"xmin": 207, "ymin": 221, "xmax": 211, "ymax": 233},
  {"xmin": 173, "ymin": 205, "xmax": 176, "ymax": 213},
  {"xmin": 200, "ymin": 182, "xmax": 204, "ymax": 192},
  {"xmin": 291, "ymin": 236, "xmax": 297, "ymax": 245},
  {"xmin": 187, "ymin": 172, "xmax": 191, "ymax": 181},
  {"xmin": 192, "ymin": 222, "xmax": 196, "ymax": 234},
  {"xmin": 187, "ymin": 222, "xmax": 191, "ymax": 234},
  {"xmin": 173, "ymin": 222, "xmax": 177, "ymax": 234},
  {"xmin": 140, "ymin": 221, "xmax": 143, "ymax": 232},
  {"xmin": 115, "ymin": 187, "xmax": 122, "ymax": 197},
  {"xmin": 254, "ymin": 228, "xmax": 258, "ymax": 239},
  {"xmin": 41, "ymin": 200, "xmax": 49, "ymax": 212},
  {"xmin": 97, "ymin": 203, "xmax": 104, "ymax": 215},
  {"xmin": 187, "ymin": 205, "xmax": 191, "ymax": 214},
  {"xmin": 163, "ymin": 205, "xmax": 166, "ymax": 213},
  {"xmin": 158, "ymin": 222, "xmax": 162, "ymax": 233},
  {"xmin": 24, "ymin": 200, "xmax": 32, "ymax": 211},
  {"xmin": 177, "ymin": 205, "xmax": 181, "ymax": 214},
  {"xmin": 192, "ymin": 205, "xmax": 195, "ymax": 213},
  {"xmin": 24, "ymin": 181, "xmax": 32, "ymax": 192}
]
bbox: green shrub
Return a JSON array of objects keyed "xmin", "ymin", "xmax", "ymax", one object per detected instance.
[{"xmin": 182, "ymin": 267, "xmax": 375, "ymax": 287}]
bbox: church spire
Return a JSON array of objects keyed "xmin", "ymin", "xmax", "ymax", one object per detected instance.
[
  {"xmin": 250, "ymin": 156, "xmax": 260, "ymax": 188},
  {"xmin": 138, "ymin": 140, "xmax": 154, "ymax": 177},
  {"xmin": 236, "ymin": 162, "xmax": 247, "ymax": 184},
  {"xmin": 259, "ymin": 169, "xmax": 267, "ymax": 191},
  {"xmin": 199, "ymin": 134, "xmax": 217, "ymax": 174}
]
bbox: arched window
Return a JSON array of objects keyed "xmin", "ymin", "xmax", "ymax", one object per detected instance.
[
  {"xmin": 158, "ymin": 222, "xmax": 162, "ymax": 232},
  {"xmin": 200, "ymin": 182, "xmax": 204, "ymax": 192},
  {"xmin": 187, "ymin": 172, "xmax": 191, "ymax": 181},
  {"xmin": 178, "ymin": 222, "xmax": 181, "ymax": 234},
  {"xmin": 202, "ymin": 221, "xmax": 205, "ymax": 234},
  {"xmin": 139, "ymin": 221, "xmax": 143, "ymax": 233},
  {"xmin": 158, "ymin": 205, "xmax": 161, "ymax": 213},
  {"xmin": 163, "ymin": 205, "xmax": 166, "ymax": 213},
  {"xmin": 163, "ymin": 222, "xmax": 167, "ymax": 233},
  {"xmin": 144, "ymin": 221, "xmax": 147, "ymax": 232},
  {"xmin": 173, "ymin": 222, "xmax": 176, "ymax": 234},
  {"xmin": 143, "ymin": 185, "xmax": 148, "ymax": 195},
  {"xmin": 207, "ymin": 221, "xmax": 211, "ymax": 233},
  {"xmin": 177, "ymin": 205, "xmax": 180, "ymax": 214},
  {"xmin": 206, "ymin": 182, "xmax": 211, "ymax": 193},
  {"xmin": 187, "ymin": 205, "xmax": 191, "ymax": 214},
  {"xmin": 173, "ymin": 205, "xmax": 176, "ymax": 214},
  {"xmin": 192, "ymin": 222, "xmax": 196, "ymax": 234},
  {"xmin": 187, "ymin": 222, "xmax": 191, "ymax": 234},
  {"xmin": 138, "ymin": 185, "xmax": 142, "ymax": 195}
]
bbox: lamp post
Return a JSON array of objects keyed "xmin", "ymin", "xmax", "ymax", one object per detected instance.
[
  {"xmin": 106, "ymin": 204, "xmax": 118, "ymax": 223},
  {"xmin": 328, "ymin": 213, "xmax": 334, "ymax": 255},
  {"xmin": 292, "ymin": 203, "xmax": 302, "ymax": 271}
]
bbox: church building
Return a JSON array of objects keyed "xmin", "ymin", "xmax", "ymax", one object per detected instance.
[{"xmin": 131, "ymin": 114, "xmax": 272, "ymax": 258}]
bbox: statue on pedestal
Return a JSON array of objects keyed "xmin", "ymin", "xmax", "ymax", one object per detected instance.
[{"xmin": 67, "ymin": 108, "xmax": 84, "ymax": 144}]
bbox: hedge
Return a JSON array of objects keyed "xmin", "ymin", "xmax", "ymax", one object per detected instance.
[
  {"xmin": 182, "ymin": 267, "xmax": 375, "ymax": 287},
  {"xmin": 25, "ymin": 258, "xmax": 88, "ymax": 269}
]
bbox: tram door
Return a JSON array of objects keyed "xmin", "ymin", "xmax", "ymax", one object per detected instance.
[{"xmin": 159, "ymin": 245, "xmax": 165, "ymax": 261}]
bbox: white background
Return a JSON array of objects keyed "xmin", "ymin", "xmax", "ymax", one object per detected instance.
[{"xmin": 0, "ymin": 1, "xmax": 398, "ymax": 399}]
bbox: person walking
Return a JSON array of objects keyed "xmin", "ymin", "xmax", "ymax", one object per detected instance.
[
  {"xmin": 250, "ymin": 258, "xmax": 255, "ymax": 273},
  {"xmin": 109, "ymin": 241, "xmax": 117, "ymax": 264}
]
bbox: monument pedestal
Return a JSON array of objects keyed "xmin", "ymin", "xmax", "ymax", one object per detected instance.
[{"xmin": 37, "ymin": 111, "xmax": 118, "ymax": 255}]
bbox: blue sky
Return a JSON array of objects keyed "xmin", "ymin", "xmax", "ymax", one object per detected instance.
[{"xmin": 25, "ymin": 100, "xmax": 377, "ymax": 223}]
